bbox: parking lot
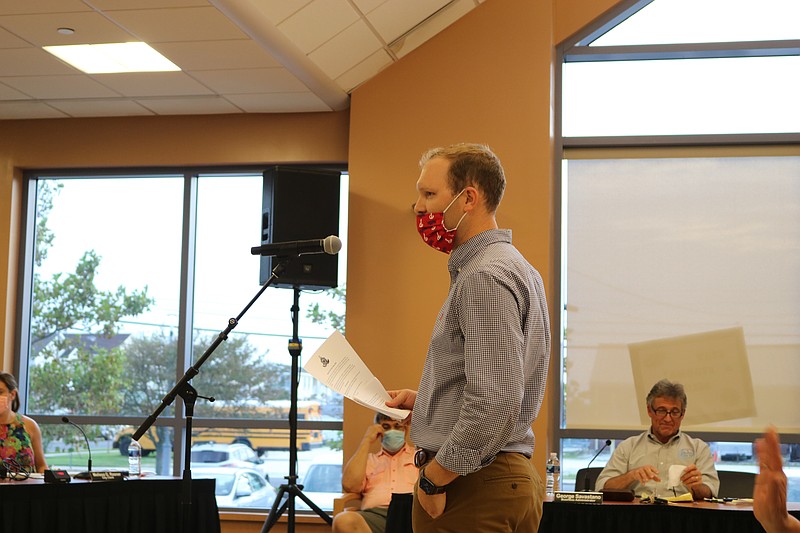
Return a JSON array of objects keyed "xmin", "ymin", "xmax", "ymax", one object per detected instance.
[{"xmin": 196, "ymin": 445, "xmax": 343, "ymax": 510}]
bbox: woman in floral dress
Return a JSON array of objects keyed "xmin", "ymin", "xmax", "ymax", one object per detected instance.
[{"xmin": 0, "ymin": 372, "xmax": 47, "ymax": 474}]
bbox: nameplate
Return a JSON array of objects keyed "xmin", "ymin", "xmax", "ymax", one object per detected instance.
[
  {"xmin": 89, "ymin": 471, "xmax": 125, "ymax": 482},
  {"xmin": 553, "ymin": 491, "xmax": 603, "ymax": 504}
]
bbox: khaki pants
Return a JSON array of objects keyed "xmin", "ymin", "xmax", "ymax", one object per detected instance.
[{"xmin": 412, "ymin": 452, "xmax": 544, "ymax": 533}]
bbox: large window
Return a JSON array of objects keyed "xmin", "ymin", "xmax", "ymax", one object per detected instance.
[
  {"xmin": 557, "ymin": 0, "xmax": 800, "ymax": 498},
  {"xmin": 15, "ymin": 168, "xmax": 347, "ymax": 510}
]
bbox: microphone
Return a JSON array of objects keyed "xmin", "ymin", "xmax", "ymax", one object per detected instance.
[
  {"xmin": 62, "ymin": 416, "xmax": 92, "ymax": 478},
  {"xmin": 250, "ymin": 235, "xmax": 342, "ymax": 257},
  {"xmin": 584, "ymin": 439, "xmax": 612, "ymax": 491}
]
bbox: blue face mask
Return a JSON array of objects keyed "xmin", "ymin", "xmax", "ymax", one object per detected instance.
[{"xmin": 382, "ymin": 430, "xmax": 406, "ymax": 453}]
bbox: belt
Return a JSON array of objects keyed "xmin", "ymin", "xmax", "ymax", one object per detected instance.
[{"xmin": 414, "ymin": 448, "xmax": 436, "ymax": 468}]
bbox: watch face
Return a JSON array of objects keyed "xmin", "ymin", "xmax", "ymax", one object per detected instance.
[
  {"xmin": 420, "ymin": 476, "xmax": 434, "ymax": 494},
  {"xmin": 420, "ymin": 473, "xmax": 445, "ymax": 495}
]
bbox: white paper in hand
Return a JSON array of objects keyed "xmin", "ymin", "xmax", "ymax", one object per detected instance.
[
  {"xmin": 668, "ymin": 464, "xmax": 686, "ymax": 488},
  {"xmin": 304, "ymin": 331, "xmax": 410, "ymax": 420}
]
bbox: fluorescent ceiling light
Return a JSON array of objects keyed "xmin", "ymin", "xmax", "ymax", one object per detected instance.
[{"xmin": 43, "ymin": 42, "xmax": 180, "ymax": 74}]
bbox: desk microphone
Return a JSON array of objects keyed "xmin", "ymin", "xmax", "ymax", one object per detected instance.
[
  {"xmin": 584, "ymin": 439, "xmax": 612, "ymax": 491},
  {"xmin": 61, "ymin": 416, "xmax": 92, "ymax": 477}
]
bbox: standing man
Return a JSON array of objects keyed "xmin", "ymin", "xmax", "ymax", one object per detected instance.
[
  {"xmin": 387, "ymin": 143, "xmax": 551, "ymax": 532},
  {"xmin": 596, "ymin": 379, "xmax": 719, "ymax": 499}
]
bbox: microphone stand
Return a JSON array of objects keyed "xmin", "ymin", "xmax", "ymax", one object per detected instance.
[
  {"xmin": 61, "ymin": 417, "xmax": 92, "ymax": 478},
  {"xmin": 132, "ymin": 258, "xmax": 291, "ymax": 533},
  {"xmin": 260, "ymin": 285, "xmax": 332, "ymax": 532},
  {"xmin": 584, "ymin": 439, "xmax": 612, "ymax": 491}
]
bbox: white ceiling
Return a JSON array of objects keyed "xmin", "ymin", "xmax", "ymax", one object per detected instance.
[{"xmin": 0, "ymin": 0, "xmax": 483, "ymax": 120}]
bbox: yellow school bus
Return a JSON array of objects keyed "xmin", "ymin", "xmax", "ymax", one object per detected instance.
[
  {"xmin": 193, "ymin": 400, "xmax": 324, "ymax": 454},
  {"xmin": 113, "ymin": 400, "xmax": 324, "ymax": 455}
]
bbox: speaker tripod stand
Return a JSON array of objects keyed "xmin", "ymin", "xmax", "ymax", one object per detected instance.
[{"xmin": 261, "ymin": 285, "xmax": 332, "ymax": 532}]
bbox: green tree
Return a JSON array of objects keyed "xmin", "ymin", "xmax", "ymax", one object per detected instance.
[
  {"xmin": 305, "ymin": 286, "xmax": 346, "ymax": 334},
  {"xmin": 27, "ymin": 180, "xmax": 154, "ymax": 443},
  {"xmin": 118, "ymin": 331, "xmax": 292, "ymax": 474}
]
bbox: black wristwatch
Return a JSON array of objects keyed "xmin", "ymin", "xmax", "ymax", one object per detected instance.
[{"xmin": 419, "ymin": 468, "xmax": 447, "ymax": 495}]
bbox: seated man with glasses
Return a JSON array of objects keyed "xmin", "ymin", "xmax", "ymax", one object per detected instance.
[{"xmin": 595, "ymin": 379, "xmax": 719, "ymax": 500}]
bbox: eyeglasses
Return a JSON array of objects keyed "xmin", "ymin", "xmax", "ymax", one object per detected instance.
[{"xmin": 652, "ymin": 407, "xmax": 684, "ymax": 419}]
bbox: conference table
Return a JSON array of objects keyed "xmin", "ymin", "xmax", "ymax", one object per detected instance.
[
  {"xmin": 539, "ymin": 496, "xmax": 800, "ymax": 533},
  {"xmin": 0, "ymin": 475, "xmax": 220, "ymax": 533}
]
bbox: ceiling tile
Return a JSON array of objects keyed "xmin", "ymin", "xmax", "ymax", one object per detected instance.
[
  {"xmin": 46, "ymin": 98, "xmax": 154, "ymax": 117},
  {"xmin": 0, "ymin": 26, "xmax": 31, "ymax": 48},
  {"xmin": 0, "ymin": 75, "xmax": 120, "ymax": 99},
  {"xmin": 225, "ymin": 91, "xmax": 330, "ymax": 113},
  {"xmin": 154, "ymin": 40, "xmax": 281, "ymax": 71},
  {"xmin": 190, "ymin": 67, "xmax": 308, "ymax": 94},
  {"xmin": 93, "ymin": 71, "xmax": 215, "ymax": 97},
  {"xmin": 351, "ymin": 0, "xmax": 388, "ymax": 14},
  {"xmin": 0, "ymin": 0, "xmax": 476, "ymax": 119},
  {"xmin": 136, "ymin": 95, "xmax": 242, "ymax": 115},
  {"xmin": 391, "ymin": 0, "xmax": 476, "ymax": 59},
  {"xmin": 0, "ymin": 100, "xmax": 67, "ymax": 119},
  {"xmin": 250, "ymin": 0, "xmax": 314, "ymax": 26},
  {"xmin": 335, "ymin": 48, "xmax": 393, "ymax": 92},
  {"xmin": 367, "ymin": 0, "xmax": 450, "ymax": 43},
  {"xmin": 309, "ymin": 20, "xmax": 383, "ymax": 79},
  {"xmin": 0, "ymin": 12, "xmax": 136, "ymax": 47},
  {"xmin": 0, "ymin": 0, "xmax": 89, "ymax": 16},
  {"xmin": 106, "ymin": 7, "xmax": 248, "ymax": 43},
  {"xmin": 89, "ymin": 0, "xmax": 208, "ymax": 8},
  {"xmin": 277, "ymin": 0, "xmax": 360, "ymax": 53},
  {"xmin": 0, "ymin": 80, "xmax": 28, "ymax": 99},
  {"xmin": 0, "ymin": 48, "xmax": 78, "ymax": 76}
]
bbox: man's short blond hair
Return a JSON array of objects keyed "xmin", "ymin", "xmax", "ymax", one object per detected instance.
[{"xmin": 420, "ymin": 143, "xmax": 506, "ymax": 213}]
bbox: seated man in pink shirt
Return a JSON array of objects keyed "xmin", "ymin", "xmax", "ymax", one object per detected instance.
[{"xmin": 332, "ymin": 413, "xmax": 417, "ymax": 533}]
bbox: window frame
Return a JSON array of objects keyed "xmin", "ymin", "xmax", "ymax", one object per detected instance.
[
  {"xmin": 553, "ymin": 0, "xmax": 800, "ymax": 454},
  {"xmin": 13, "ymin": 165, "xmax": 345, "ymax": 484}
]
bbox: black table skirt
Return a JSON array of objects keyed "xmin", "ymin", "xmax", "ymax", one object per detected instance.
[
  {"xmin": 539, "ymin": 500, "xmax": 800, "ymax": 533},
  {"xmin": 0, "ymin": 477, "xmax": 220, "ymax": 533}
]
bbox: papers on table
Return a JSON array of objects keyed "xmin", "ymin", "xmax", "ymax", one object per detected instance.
[
  {"xmin": 304, "ymin": 330, "xmax": 410, "ymax": 420},
  {"xmin": 664, "ymin": 492, "xmax": 694, "ymax": 503}
]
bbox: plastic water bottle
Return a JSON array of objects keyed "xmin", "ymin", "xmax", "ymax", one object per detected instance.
[
  {"xmin": 128, "ymin": 439, "xmax": 142, "ymax": 477},
  {"xmin": 546, "ymin": 452, "xmax": 560, "ymax": 495}
]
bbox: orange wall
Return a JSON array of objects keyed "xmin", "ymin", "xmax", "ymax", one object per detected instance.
[
  {"xmin": 345, "ymin": 0, "xmax": 555, "ymax": 480},
  {"xmin": 0, "ymin": 158, "xmax": 20, "ymax": 373},
  {"xmin": 218, "ymin": 513, "xmax": 330, "ymax": 533},
  {"xmin": 344, "ymin": 0, "xmax": 622, "ymax": 478},
  {"xmin": 0, "ymin": 112, "xmax": 349, "ymax": 168},
  {"xmin": 555, "ymin": 0, "xmax": 623, "ymax": 44}
]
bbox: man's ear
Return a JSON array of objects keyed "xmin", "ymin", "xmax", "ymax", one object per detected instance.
[{"xmin": 463, "ymin": 186, "xmax": 480, "ymax": 212}]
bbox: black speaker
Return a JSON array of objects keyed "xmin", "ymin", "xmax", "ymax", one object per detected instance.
[{"xmin": 259, "ymin": 166, "xmax": 342, "ymax": 289}]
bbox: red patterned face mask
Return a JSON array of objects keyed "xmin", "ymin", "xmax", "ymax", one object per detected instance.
[{"xmin": 416, "ymin": 189, "xmax": 467, "ymax": 254}]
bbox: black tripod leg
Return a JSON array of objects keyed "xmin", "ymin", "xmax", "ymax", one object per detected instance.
[
  {"xmin": 262, "ymin": 484, "xmax": 332, "ymax": 531},
  {"xmin": 294, "ymin": 489, "xmax": 333, "ymax": 524},
  {"xmin": 262, "ymin": 486, "xmax": 290, "ymax": 532}
]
